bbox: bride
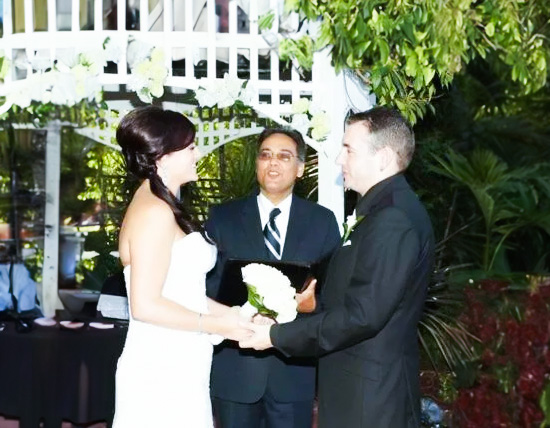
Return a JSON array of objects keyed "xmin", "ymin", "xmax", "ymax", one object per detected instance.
[{"xmin": 113, "ymin": 106, "xmax": 251, "ymax": 428}]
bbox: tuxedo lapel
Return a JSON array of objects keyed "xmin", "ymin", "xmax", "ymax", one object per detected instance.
[
  {"xmin": 281, "ymin": 196, "xmax": 306, "ymax": 260},
  {"xmin": 240, "ymin": 196, "xmax": 269, "ymax": 258}
]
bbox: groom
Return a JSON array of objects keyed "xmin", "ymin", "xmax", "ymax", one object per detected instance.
[
  {"xmin": 240, "ymin": 108, "xmax": 435, "ymax": 428},
  {"xmin": 205, "ymin": 128, "xmax": 340, "ymax": 428}
]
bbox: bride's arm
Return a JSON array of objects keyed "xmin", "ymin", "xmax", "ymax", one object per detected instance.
[
  {"xmin": 206, "ymin": 298, "xmax": 234, "ymax": 316},
  {"xmin": 127, "ymin": 203, "xmax": 249, "ymax": 340}
]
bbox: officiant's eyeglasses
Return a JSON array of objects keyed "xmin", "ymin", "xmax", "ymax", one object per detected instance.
[{"xmin": 257, "ymin": 150, "xmax": 296, "ymax": 163}]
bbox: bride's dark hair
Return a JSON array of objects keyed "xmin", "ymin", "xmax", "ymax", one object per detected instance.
[{"xmin": 117, "ymin": 106, "xmax": 202, "ymax": 235}]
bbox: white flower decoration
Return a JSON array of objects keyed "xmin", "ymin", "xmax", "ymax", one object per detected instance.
[
  {"xmin": 241, "ymin": 263, "xmax": 297, "ymax": 323},
  {"xmin": 127, "ymin": 44, "xmax": 168, "ymax": 103},
  {"xmin": 288, "ymin": 98, "xmax": 331, "ymax": 142},
  {"xmin": 342, "ymin": 210, "xmax": 365, "ymax": 244},
  {"xmin": 238, "ymin": 83, "xmax": 256, "ymax": 105},
  {"xmin": 310, "ymin": 111, "xmax": 331, "ymax": 141},
  {"xmin": 291, "ymin": 97, "xmax": 310, "ymax": 114},
  {"xmin": 103, "ymin": 37, "xmax": 123, "ymax": 63},
  {"xmin": 195, "ymin": 88, "xmax": 218, "ymax": 108},
  {"xmin": 195, "ymin": 73, "xmax": 256, "ymax": 109},
  {"xmin": 291, "ymin": 113, "xmax": 311, "ymax": 136}
]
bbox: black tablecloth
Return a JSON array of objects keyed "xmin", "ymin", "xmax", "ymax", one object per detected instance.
[{"xmin": 0, "ymin": 321, "xmax": 126, "ymax": 428}]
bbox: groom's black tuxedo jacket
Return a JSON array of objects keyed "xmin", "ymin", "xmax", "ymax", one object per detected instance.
[
  {"xmin": 271, "ymin": 174, "xmax": 435, "ymax": 428},
  {"xmin": 205, "ymin": 194, "xmax": 340, "ymax": 403}
]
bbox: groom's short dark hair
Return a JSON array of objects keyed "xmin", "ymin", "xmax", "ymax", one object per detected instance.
[
  {"xmin": 347, "ymin": 107, "xmax": 414, "ymax": 170},
  {"xmin": 257, "ymin": 128, "xmax": 306, "ymax": 162}
]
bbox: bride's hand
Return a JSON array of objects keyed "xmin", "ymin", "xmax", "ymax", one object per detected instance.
[
  {"xmin": 217, "ymin": 308, "xmax": 253, "ymax": 342},
  {"xmin": 252, "ymin": 314, "xmax": 276, "ymax": 326}
]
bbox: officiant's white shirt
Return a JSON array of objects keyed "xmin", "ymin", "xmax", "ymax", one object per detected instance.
[{"xmin": 257, "ymin": 193, "xmax": 292, "ymax": 254}]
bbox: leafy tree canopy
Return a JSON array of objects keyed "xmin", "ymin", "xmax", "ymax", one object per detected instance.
[{"xmin": 284, "ymin": 0, "xmax": 550, "ymax": 123}]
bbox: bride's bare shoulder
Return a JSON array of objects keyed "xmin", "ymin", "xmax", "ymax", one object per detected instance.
[
  {"xmin": 125, "ymin": 186, "xmax": 173, "ymax": 223},
  {"xmin": 119, "ymin": 188, "xmax": 175, "ymax": 251}
]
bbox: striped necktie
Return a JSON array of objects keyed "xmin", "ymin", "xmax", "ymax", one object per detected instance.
[{"xmin": 264, "ymin": 208, "xmax": 282, "ymax": 260}]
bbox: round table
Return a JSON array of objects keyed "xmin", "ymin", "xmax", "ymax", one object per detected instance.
[{"xmin": 0, "ymin": 320, "xmax": 126, "ymax": 428}]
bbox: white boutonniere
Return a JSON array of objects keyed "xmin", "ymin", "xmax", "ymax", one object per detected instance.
[{"xmin": 342, "ymin": 211, "xmax": 365, "ymax": 245}]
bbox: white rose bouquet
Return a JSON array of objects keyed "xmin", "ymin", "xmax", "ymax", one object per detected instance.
[{"xmin": 240, "ymin": 263, "xmax": 298, "ymax": 323}]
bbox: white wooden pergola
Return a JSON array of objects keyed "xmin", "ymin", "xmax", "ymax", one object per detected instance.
[{"xmin": 0, "ymin": 0, "xmax": 374, "ymax": 317}]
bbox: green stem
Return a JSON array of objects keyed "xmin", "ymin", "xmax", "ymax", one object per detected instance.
[
  {"xmin": 488, "ymin": 230, "xmax": 514, "ymax": 272},
  {"xmin": 483, "ymin": 228, "xmax": 491, "ymax": 272}
]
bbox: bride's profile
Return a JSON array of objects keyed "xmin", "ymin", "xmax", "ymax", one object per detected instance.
[{"xmin": 113, "ymin": 106, "xmax": 250, "ymax": 427}]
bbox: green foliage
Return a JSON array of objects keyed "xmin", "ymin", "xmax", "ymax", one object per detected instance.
[
  {"xmin": 258, "ymin": 10, "xmax": 276, "ymax": 31},
  {"xmin": 541, "ymin": 381, "xmax": 550, "ymax": 427},
  {"xmin": 279, "ymin": 36, "xmax": 314, "ymax": 70},
  {"xmin": 78, "ymin": 227, "xmax": 121, "ymax": 291},
  {"xmin": 419, "ymin": 300, "xmax": 477, "ymax": 370},
  {"xmin": 194, "ymin": 138, "xmax": 258, "ymax": 210},
  {"xmin": 0, "ymin": 57, "xmax": 9, "ymax": 80},
  {"xmin": 0, "ymin": 100, "xmax": 107, "ymax": 128},
  {"xmin": 285, "ymin": 0, "xmax": 549, "ymax": 123},
  {"xmin": 22, "ymin": 242, "xmax": 43, "ymax": 284},
  {"xmin": 410, "ymin": 58, "xmax": 550, "ymax": 274},
  {"xmin": 246, "ymin": 284, "xmax": 278, "ymax": 320},
  {"xmin": 432, "ymin": 148, "xmax": 550, "ymax": 272},
  {"xmin": 78, "ymin": 146, "xmax": 127, "ymax": 205}
]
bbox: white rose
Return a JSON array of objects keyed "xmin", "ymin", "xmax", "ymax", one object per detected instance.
[
  {"xmin": 217, "ymin": 87, "xmax": 237, "ymax": 108},
  {"xmin": 276, "ymin": 301, "xmax": 298, "ymax": 323},
  {"xmin": 263, "ymin": 288, "xmax": 295, "ymax": 311},
  {"xmin": 346, "ymin": 211, "xmax": 357, "ymax": 228},
  {"xmin": 223, "ymin": 73, "xmax": 243, "ymax": 100},
  {"xmin": 238, "ymin": 83, "xmax": 256, "ymax": 105},
  {"xmin": 127, "ymin": 38, "xmax": 152, "ymax": 67},
  {"xmin": 127, "ymin": 73, "xmax": 149, "ymax": 93},
  {"xmin": 195, "ymin": 88, "xmax": 218, "ymax": 108},
  {"xmin": 291, "ymin": 113, "xmax": 311, "ymax": 136},
  {"xmin": 291, "ymin": 97, "xmax": 310, "ymax": 114},
  {"xmin": 103, "ymin": 37, "xmax": 122, "ymax": 63},
  {"xmin": 55, "ymin": 48, "xmax": 78, "ymax": 70},
  {"xmin": 50, "ymin": 74, "xmax": 78, "ymax": 105},
  {"xmin": 136, "ymin": 88, "xmax": 153, "ymax": 104},
  {"xmin": 30, "ymin": 53, "xmax": 51, "ymax": 72},
  {"xmin": 310, "ymin": 111, "xmax": 331, "ymax": 140},
  {"xmin": 14, "ymin": 87, "xmax": 32, "ymax": 108}
]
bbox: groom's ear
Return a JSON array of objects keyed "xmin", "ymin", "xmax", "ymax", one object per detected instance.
[{"xmin": 377, "ymin": 147, "xmax": 395, "ymax": 172}]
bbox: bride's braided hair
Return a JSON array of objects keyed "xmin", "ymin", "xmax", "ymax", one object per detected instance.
[{"xmin": 116, "ymin": 106, "xmax": 203, "ymax": 236}]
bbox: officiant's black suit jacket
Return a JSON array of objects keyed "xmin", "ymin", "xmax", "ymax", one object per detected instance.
[
  {"xmin": 205, "ymin": 194, "xmax": 340, "ymax": 405},
  {"xmin": 271, "ymin": 174, "xmax": 435, "ymax": 428}
]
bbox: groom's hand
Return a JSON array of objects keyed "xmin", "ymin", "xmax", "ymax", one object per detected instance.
[{"xmin": 238, "ymin": 322, "xmax": 273, "ymax": 350}]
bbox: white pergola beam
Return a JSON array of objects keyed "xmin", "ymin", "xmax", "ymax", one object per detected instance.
[
  {"xmin": 312, "ymin": 49, "xmax": 345, "ymax": 225},
  {"xmin": 42, "ymin": 121, "xmax": 64, "ymax": 317}
]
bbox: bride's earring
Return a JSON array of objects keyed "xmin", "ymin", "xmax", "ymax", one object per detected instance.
[{"xmin": 158, "ymin": 164, "xmax": 170, "ymax": 186}]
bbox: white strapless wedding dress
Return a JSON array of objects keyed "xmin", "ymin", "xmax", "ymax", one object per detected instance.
[{"xmin": 113, "ymin": 232, "xmax": 219, "ymax": 428}]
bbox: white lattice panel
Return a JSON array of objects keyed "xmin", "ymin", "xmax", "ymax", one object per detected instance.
[
  {"xmin": 0, "ymin": 0, "xmax": 367, "ymax": 316},
  {"xmin": 1, "ymin": 0, "xmax": 313, "ymax": 119}
]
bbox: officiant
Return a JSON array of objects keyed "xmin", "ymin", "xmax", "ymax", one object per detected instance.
[{"xmin": 205, "ymin": 128, "xmax": 340, "ymax": 428}]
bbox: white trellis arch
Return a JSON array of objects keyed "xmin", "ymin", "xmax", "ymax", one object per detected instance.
[{"xmin": 0, "ymin": 0, "xmax": 374, "ymax": 316}]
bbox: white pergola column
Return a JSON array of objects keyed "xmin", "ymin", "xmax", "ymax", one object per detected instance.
[
  {"xmin": 312, "ymin": 49, "xmax": 346, "ymax": 226},
  {"xmin": 42, "ymin": 120, "xmax": 63, "ymax": 317}
]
